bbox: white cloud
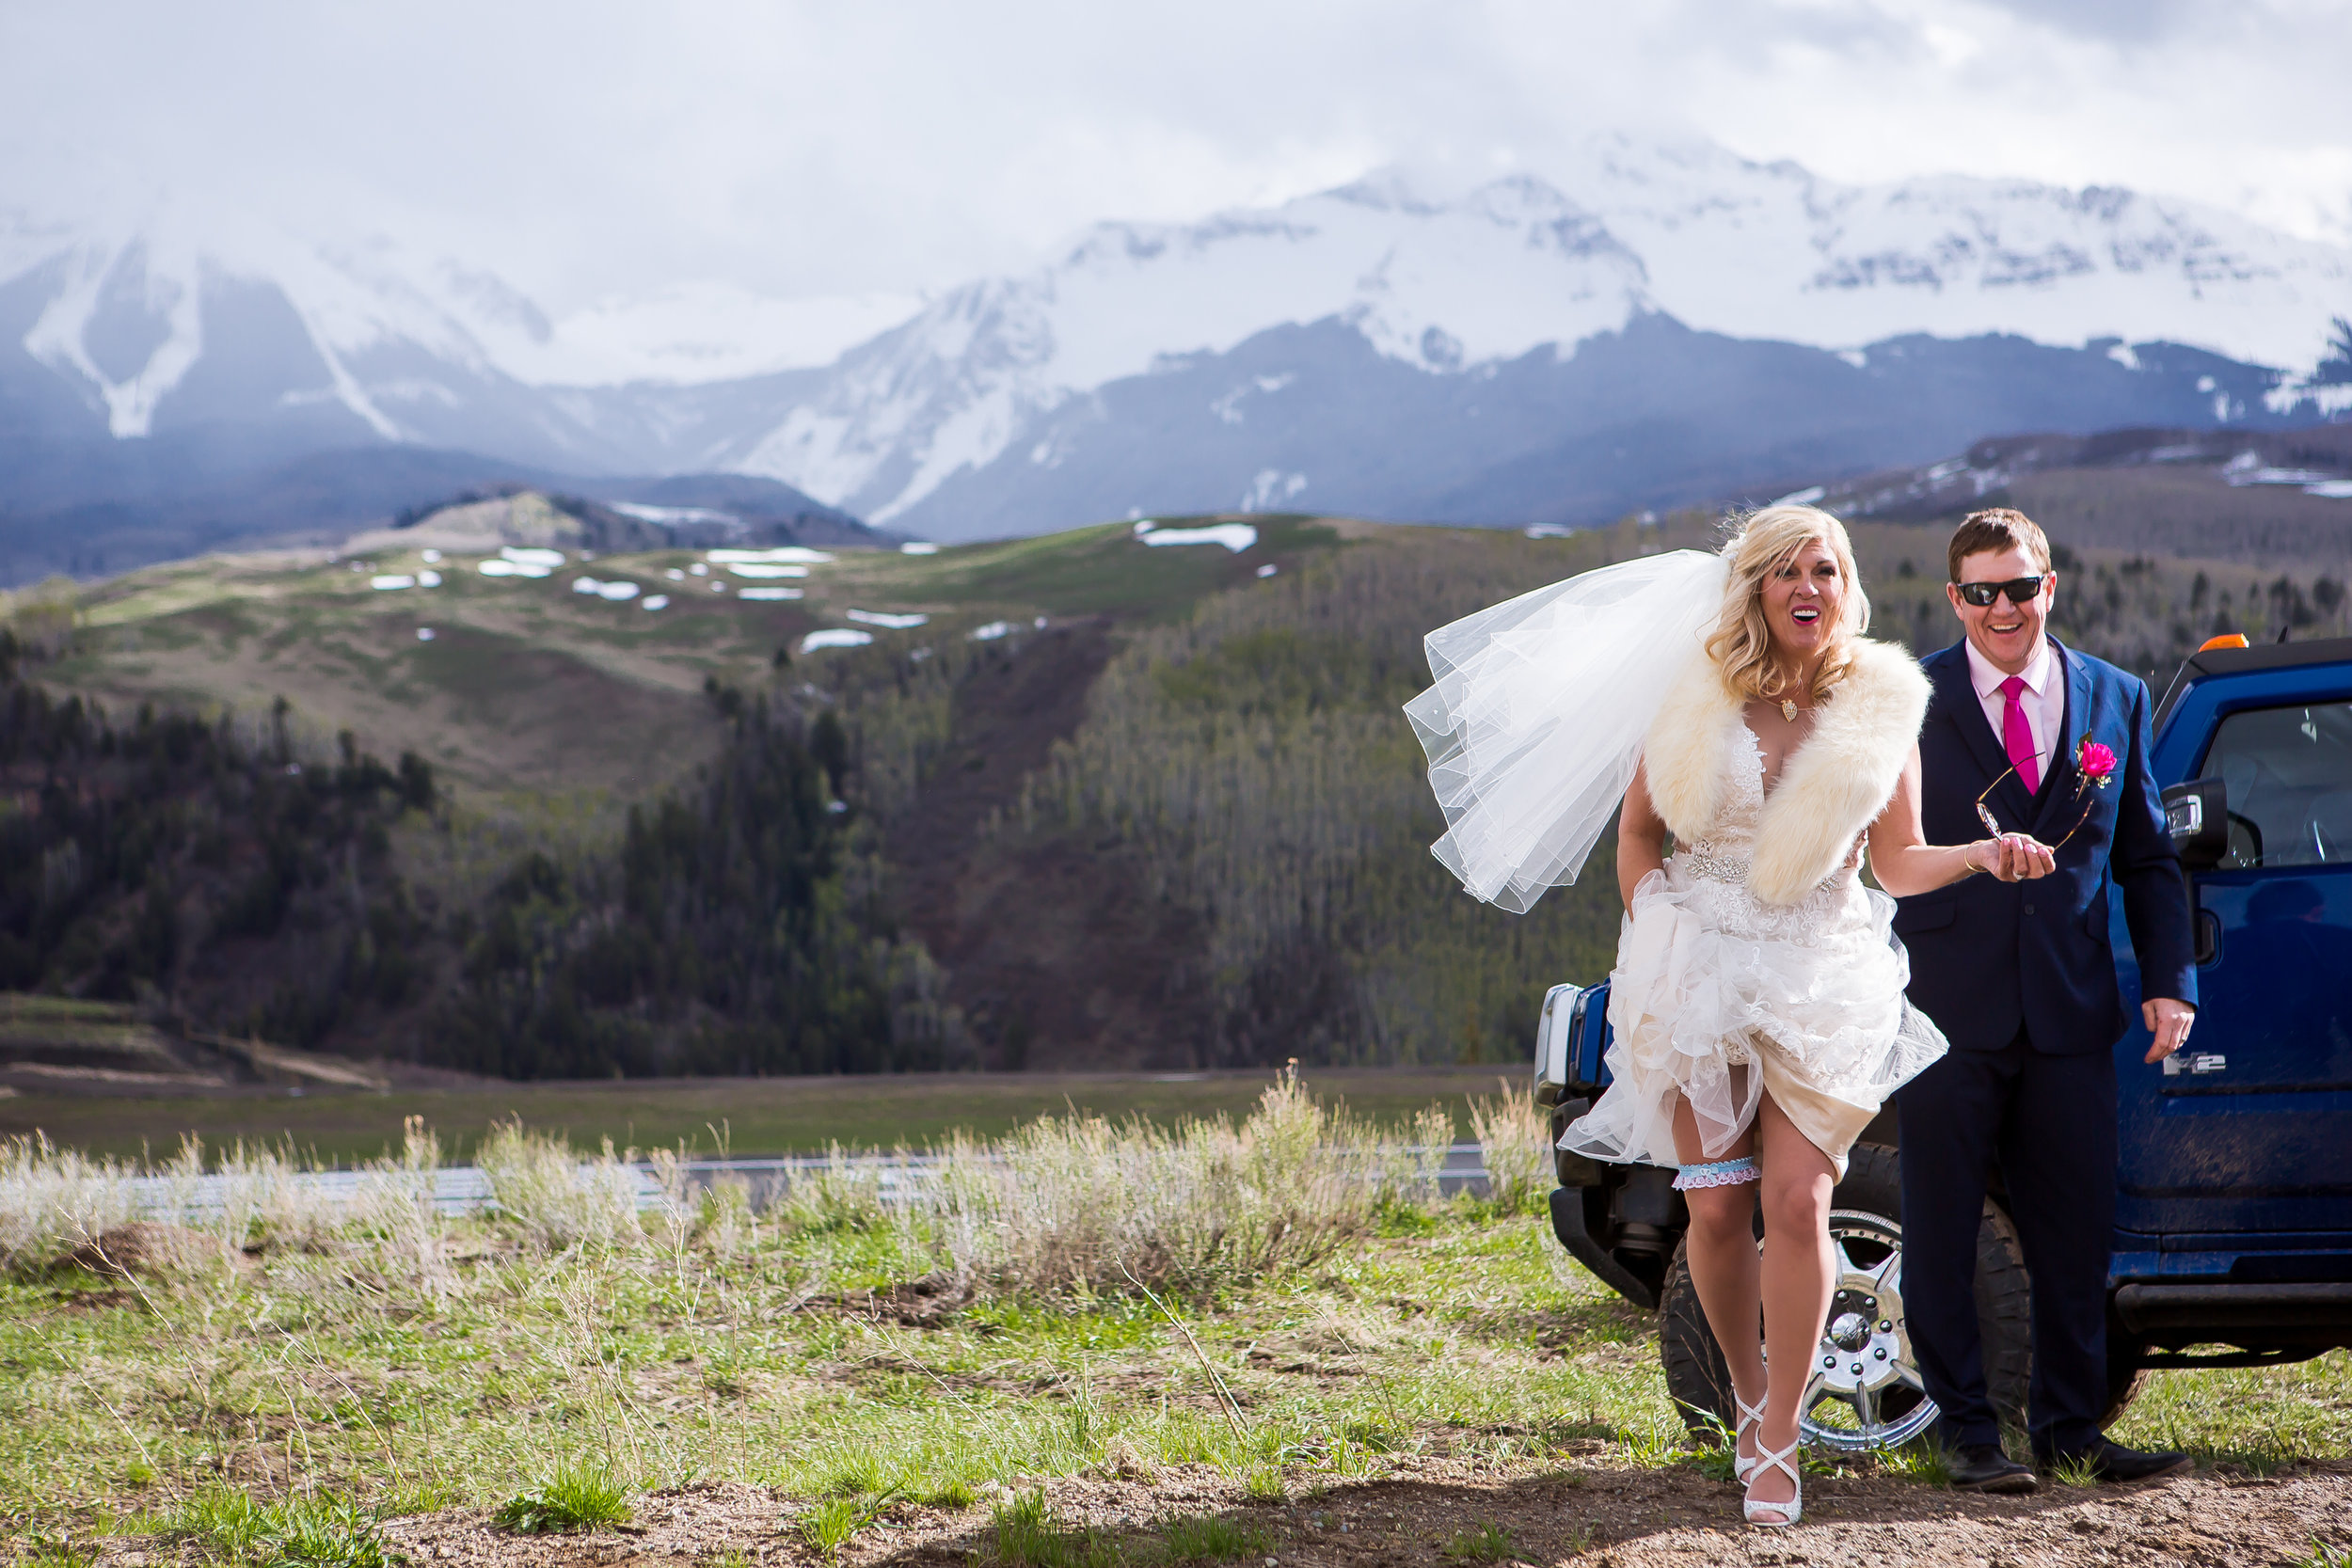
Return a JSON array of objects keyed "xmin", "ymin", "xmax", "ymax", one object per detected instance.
[{"xmin": 0, "ymin": 0, "xmax": 2344, "ymax": 316}]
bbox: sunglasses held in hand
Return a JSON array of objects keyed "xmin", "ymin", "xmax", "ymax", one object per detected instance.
[
  {"xmin": 1955, "ymin": 576, "xmax": 2047, "ymax": 607},
  {"xmin": 1974, "ymin": 736, "xmax": 2120, "ymax": 850}
]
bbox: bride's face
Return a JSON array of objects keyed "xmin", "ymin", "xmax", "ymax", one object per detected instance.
[{"xmin": 1761, "ymin": 540, "xmax": 1844, "ymax": 663}]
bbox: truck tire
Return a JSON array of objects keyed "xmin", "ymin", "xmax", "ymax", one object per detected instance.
[{"xmin": 1659, "ymin": 1143, "xmax": 2033, "ymax": 1450}]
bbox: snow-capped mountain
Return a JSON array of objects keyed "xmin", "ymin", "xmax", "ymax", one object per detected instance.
[
  {"xmin": 5, "ymin": 133, "xmax": 2351, "ymax": 565},
  {"xmin": 717, "ymin": 139, "xmax": 2352, "ymax": 531}
]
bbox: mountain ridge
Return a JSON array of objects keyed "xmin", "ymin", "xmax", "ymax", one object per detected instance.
[{"xmin": 6, "ymin": 134, "xmax": 2350, "ymax": 562}]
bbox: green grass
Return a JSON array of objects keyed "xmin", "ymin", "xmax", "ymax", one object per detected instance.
[
  {"xmin": 1155, "ymin": 1513, "xmax": 1272, "ymax": 1562},
  {"xmin": 0, "ymin": 1064, "xmax": 1514, "ymax": 1164},
  {"xmin": 798, "ymin": 1492, "xmax": 897, "ymax": 1560},
  {"xmin": 158, "ymin": 1489, "xmax": 398, "ymax": 1568},
  {"xmin": 984, "ymin": 1491, "xmax": 1123, "ymax": 1568},
  {"xmin": 1, "ymin": 1102, "xmax": 2345, "ymax": 1561},
  {"xmin": 1442, "ymin": 1522, "xmax": 1520, "ymax": 1562},
  {"xmin": 491, "ymin": 1465, "xmax": 633, "ymax": 1533}
]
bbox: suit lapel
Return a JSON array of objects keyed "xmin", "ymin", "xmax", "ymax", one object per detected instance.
[
  {"xmin": 1931, "ymin": 644, "xmax": 2037, "ymax": 825},
  {"xmin": 2033, "ymin": 639, "xmax": 2098, "ymax": 834}
]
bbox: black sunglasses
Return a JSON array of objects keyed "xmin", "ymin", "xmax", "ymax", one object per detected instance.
[{"xmin": 1955, "ymin": 576, "xmax": 2047, "ymax": 608}]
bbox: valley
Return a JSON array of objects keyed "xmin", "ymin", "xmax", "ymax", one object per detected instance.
[{"xmin": 7, "ymin": 460, "xmax": 2344, "ymax": 1102}]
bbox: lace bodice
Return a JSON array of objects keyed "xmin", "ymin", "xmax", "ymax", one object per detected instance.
[{"xmin": 1668, "ymin": 722, "xmax": 1862, "ymax": 937}]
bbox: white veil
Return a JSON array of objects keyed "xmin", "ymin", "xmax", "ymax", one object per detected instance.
[{"xmin": 1404, "ymin": 548, "xmax": 1730, "ymax": 912}]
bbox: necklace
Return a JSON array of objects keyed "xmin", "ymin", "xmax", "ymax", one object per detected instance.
[{"xmin": 1780, "ymin": 698, "xmax": 1799, "ymax": 721}]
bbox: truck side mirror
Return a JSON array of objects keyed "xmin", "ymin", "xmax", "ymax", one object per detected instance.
[{"xmin": 2164, "ymin": 777, "xmax": 2229, "ymax": 871}]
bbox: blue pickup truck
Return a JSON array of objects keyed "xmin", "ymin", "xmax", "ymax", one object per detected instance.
[{"xmin": 1534, "ymin": 633, "xmax": 2352, "ymax": 1452}]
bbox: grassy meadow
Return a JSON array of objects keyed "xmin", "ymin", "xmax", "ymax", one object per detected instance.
[{"xmin": 2, "ymin": 1080, "xmax": 2345, "ymax": 1565}]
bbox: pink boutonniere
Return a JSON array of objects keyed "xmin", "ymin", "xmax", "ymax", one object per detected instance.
[{"xmin": 2074, "ymin": 738, "xmax": 2118, "ymax": 795}]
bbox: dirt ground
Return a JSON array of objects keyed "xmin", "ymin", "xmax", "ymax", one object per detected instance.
[{"xmin": 96, "ymin": 1454, "xmax": 2352, "ymax": 1568}]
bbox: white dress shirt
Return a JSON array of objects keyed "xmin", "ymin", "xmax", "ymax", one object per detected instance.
[{"xmin": 1964, "ymin": 636, "xmax": 2064, "ymax": 786}]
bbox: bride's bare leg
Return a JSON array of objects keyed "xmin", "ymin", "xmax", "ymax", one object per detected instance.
[
  {"xmin": 1749, "ymin": 1091, "xmax": 1836, "ymax": 1517},
  {"xmin": 1668, "ymin": 1093, "xmax": 1765, "ymax": 1468}
]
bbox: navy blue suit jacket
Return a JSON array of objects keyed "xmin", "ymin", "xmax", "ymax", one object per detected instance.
[{"xmin": 1894, "ymin": 638, "xmax": 2198, "ymax": 1054}]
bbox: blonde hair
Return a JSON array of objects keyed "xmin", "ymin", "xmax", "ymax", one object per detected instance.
[{"xmin": 1703, "ymin": 504, "xmax": 1871, "ymax": 704}]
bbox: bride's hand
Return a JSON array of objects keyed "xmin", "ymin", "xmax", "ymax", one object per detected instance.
[{"xmin": 1990, "ymin": 833, "xmax": 2057, "ymax": 881}]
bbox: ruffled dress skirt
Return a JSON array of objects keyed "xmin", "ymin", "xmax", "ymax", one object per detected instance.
[{"xmin": 1561, "ymin": 851, "xmax": 1948, "ymax": 1179}]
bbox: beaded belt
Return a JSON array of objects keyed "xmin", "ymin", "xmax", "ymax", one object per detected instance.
[{"xmin": 1677, "ymin": 841, "xmax": 1749, "ymax": 884}]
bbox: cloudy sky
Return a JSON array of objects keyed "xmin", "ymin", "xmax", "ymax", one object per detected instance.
[{"xmin": 3, "ymin": 0, "xmax": 2347, "ymax": 314}]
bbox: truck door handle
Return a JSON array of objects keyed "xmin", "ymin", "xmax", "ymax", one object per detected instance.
[{"xmin": 2193, "ymin": 909, "xmax": 2220, "ymax": 966}]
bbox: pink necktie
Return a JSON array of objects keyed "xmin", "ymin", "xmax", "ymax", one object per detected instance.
[{"xmin": 2000, "ymin": 674, "xmax": 2040, "ymax": 794}]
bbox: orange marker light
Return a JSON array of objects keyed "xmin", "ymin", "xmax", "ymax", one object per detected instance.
[{"xmin": 2197, "ymin": 634, "xmax": 2250, "ymax": 652}]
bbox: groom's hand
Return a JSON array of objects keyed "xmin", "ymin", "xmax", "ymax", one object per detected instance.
[
  {"xmin": 1992, "ymin": 834, "xmax": 2057, "ymax": 881},
  {"xmin": 2143, "ymin": 998, "xmax": 2197, "ymax": 1063}
]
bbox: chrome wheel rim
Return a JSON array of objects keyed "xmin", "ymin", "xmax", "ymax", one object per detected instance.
[{"xmin": 1796, "ymin": 1209, "xmax": 1940, "ymax": 1453}]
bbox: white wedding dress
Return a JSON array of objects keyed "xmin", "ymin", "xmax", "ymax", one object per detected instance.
[{"xmin": 1561, "ymin": 719, "xmax": 1948, "ymax": 1178}]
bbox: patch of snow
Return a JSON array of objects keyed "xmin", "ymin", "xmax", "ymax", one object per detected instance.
[
  {"xmin": 2306, "ymin": 480, "xmax": 2352, "ymax": 499},
  {"xmin": 708, "ymin": 546, "xmax": 834, "ymax": 564},
  {"xmin": 666, "ymin": 568, "xmax": 686, "ymax": 580},
  {"xmin": 846, "ymin": 609, "xmax": 930, "ymax": 629},
  {"xmin": 1142, "ymin": 523, "xmax": 1259, "ymax": 553},
  {"xmin": 642, "ymin": 594, "xmax": 670, "ymax": 610},
  {"xmin": 738, "ymin": 587, "xmax": 803, "ymax": 601},
  {"xmin": 1770, "ymin": 485, "xmax": 1827, "ymax": 507},
  {"xmin": 612, "ymin": 501, "xmax": 739, "ymax": 527},
  {"xmin": 689, "ymin": 562, "xmax": 709, "ymax": 576},
  {"xmin": 479, "ymin": 559, "xmax": 549, "ymax": 578},
  {"xmin": 900, "ymin": 541, "xmax": 940, "ymax": 555},
  {"xmin": 502, "ymin": 546, "xmax": 565, "ymax": 568},
  {"xmin": 421, "ymin": 548, "xmax": 443, "ymax": 563},
  {"xmin": 371, "ymin": 574, "xmax": 416, "ymax": 591},
  {"xmin": 2106, "ymin": 342, "xmax": 2142, "ymax": 372},
  {"xmin": 1523, "ymin": 524, "xmax": 1575, "ymax": 539},
  {"xmin": 598, "ymin": 579, "xmax": 640, "ymax": 601},
  {"xmin": 801, "ymin": 629, "xmax": 875, "ymax": 654},
  {"xmin": 416, "ymin": 627, "xmax": 436, "ymax": 641},
  {"xmin": 2229, "ymin": 467, "xmax": 2336, "ymax": 486},
  {"xmin": 1256, "ymin": 563, "xmax": 1279, "ymax": 578},
  {"xmin": 418, "ymin": 569, "xmax": 442, "ymax": 587},
  {"xmin": 969, "ymin": 621, "xmax": 1014, "ymax": 641},
  {"xmin": 728, "ymin": 563, "xmax": 809, "ymax": 578},
  {"xmin": 572, "ymin": 577, "xmax": 603, "ymax": 594}
]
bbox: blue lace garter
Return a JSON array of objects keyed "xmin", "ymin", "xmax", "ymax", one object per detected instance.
[{"xmin": 1672, "ymin": 1156, "xmax": 1761, "ymax": 1191}]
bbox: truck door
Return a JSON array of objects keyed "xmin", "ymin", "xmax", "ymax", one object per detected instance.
[{"xmin": 2116, "ymin": 696, "xmax": 2352, "ymax": 1238}]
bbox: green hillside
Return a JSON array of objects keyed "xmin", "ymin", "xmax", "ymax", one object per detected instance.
[{"xmin": 7, "ymin": 499, "xmax": 2344, "ymax": 1079}]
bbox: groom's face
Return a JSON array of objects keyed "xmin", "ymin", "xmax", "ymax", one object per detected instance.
[{"xmin": 1947, "ymin": 545, "xmax": 2055, "ymax": 674}]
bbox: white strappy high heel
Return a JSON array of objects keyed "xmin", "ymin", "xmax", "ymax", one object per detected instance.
[
  {"xmin": 1731, "ymin": 1388, "xmax": 1766, "ymax": 1483},
  {"xmin": 1742, "ymin": 1437, "xmax": 1803, "ymax": 1528}
]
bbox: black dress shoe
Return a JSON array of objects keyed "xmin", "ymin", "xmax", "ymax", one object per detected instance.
[
  {"xmin": 2037, "ymin": 1437, "xmax": 2195, "ymax": 1483},
  {"xmin": 1948, "ymin": 1445, "xmax": 2039, "ymax": 1494}
]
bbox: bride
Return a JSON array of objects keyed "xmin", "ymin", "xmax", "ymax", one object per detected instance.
[{"xmin": 1406, "ymin": 505, "xmax": 2053, "ymax": 1527}]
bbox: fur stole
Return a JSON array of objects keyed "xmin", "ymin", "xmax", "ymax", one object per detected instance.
[{"xmin": 1642, "ymin": 638, "xmax": 1931, "ymax": 905}]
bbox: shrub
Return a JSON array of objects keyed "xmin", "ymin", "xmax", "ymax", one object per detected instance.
[
  {"xmin": 0, "ymin": 1135, "xmax": 138, "ymax": 1272},
  {"xmin": 925, "ymin": 1069, "xmax": 1421, "ymax": 1299},
  {"xmin": 476, "ymin": 1124, "xmax": 644, "ymax": 1251},
  {"xmin": 1466, "ymin": 1082, "xmax": 1549, "ymax": 1216}
]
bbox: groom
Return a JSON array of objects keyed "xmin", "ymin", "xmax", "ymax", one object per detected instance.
[{"xmin": 1894, "ymin": 508, "xmax": 2201, "ymax": 1492}]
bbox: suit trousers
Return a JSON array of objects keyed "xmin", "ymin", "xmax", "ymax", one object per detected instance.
[{"xmin": 1896, "ymin": 1030, "xmax": 2117, "ymax": 1457}]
